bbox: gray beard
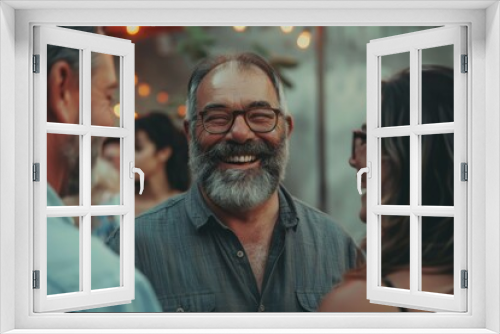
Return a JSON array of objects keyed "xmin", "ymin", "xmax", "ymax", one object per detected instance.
[{"xmin": 189, "ymin": 133, "xmax": 289, "ymax": 212}]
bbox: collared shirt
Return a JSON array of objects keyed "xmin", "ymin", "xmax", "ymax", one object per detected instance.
[
  {"xmin": 108, "ymin": 184, "xmax": 357, "ymax": 312},
  {"xmin": 46, "ymin": 185, "xmax": 161, "ymax": 312}
]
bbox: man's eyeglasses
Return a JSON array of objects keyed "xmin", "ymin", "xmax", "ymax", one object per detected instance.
[
  {"xmin": 198, "ymin": 106, "xmax": 282, "ymax": 134},
  {"xmin": 351, "ymin": 129, "xmax": 367, "ymax": 160}
]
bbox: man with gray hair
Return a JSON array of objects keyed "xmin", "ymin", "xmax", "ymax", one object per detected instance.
[{"xmin": 109, "ymin": 52, "xmax": 356, "ymax": 312}]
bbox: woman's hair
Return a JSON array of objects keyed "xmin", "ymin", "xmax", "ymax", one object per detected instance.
[
  {"xmin": 350, "ymin": 65, "xmax": 455, "ymax": 278},
  {"xmin": 135, "ymin": 112, "xmax": 191, "ymax": 192}
]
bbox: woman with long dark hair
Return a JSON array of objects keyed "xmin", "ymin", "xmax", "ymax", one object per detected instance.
[
  {"xmin": 318, "ymin": 65, "xmax": 455, "ymax": 312},
  {"xmin": 135, "ymin": 112, "xmax": 191, "ymax": 216}
]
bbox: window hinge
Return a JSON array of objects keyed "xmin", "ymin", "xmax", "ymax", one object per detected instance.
[
  {"xmin": 461, "ymin": 162, "xmax": 468, "ymax": 181},
  {"xmin": 461, "ymin": 270, "xmax": 468, "ymax": 289},
  {"xmin": 461, "ymin": 54, "xmax": 468, "ymax": 73},
  {"xmin": 33, "ymin": 163, "xmax": 40, "ymax": 182},
  {"xmin": 33, "ymin": 270, "xmax": 40, "ymax": 289},
  {"xmin": 33, "ymin": 54, "xmax": 40, "ymax": 73}
]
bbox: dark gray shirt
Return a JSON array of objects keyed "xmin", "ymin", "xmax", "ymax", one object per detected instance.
[{"xmin": 108, "ymin": 185, "xmax": 357, "ymax": 312}]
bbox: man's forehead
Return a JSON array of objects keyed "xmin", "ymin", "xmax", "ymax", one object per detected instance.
[{"xmin": 197, "ymin": 62, "xmax": 277, "ymax": 103}]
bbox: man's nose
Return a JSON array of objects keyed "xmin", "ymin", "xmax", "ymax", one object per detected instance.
[{"xmin": 226, "ymin": 114, "xmax": 255, "ymax": 143}]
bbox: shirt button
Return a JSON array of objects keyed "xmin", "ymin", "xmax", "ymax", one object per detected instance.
[
  {"xmin": 258, "ymin": 304, "xmax": 265, "ymax": 312},
  {"xmin": 176, "ymin": 307, "xmax": 184, "ymax": 312},
  {"xmin": 236, "ymin": 250, "xmax": 245, "ymax": 258}
]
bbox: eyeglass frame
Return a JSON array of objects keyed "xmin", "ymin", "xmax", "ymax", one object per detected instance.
[
  {"xmin": 351, "ymin": 128, "xmax": 367, "ymax": 160},
  {"xmin": 197, "ymin": 106, "xmax": 283, "ymax": 134}
]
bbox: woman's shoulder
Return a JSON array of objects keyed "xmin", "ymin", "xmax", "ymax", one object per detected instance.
[{"xmin": 317, "ymin": 278, "xmax": 397, "ymax": 312}]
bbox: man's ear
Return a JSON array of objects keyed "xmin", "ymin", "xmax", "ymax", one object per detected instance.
[
  {"xmin": 285, "ymin": 114, "xmax": 294, "ymax": 138},
  {"xmin": 47, "ymin": 61, "xmax": 79, "ymax": 124},
  {"xmin": 183, "ymin": 120, "xmax": 191, "ymax": 142}
]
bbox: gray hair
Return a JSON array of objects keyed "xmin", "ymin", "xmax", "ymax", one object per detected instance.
[{"xmin": 185, "ymin": 53, "xmax": 289, "ymax": 127}]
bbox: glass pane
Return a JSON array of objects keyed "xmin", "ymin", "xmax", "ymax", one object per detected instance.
[
  {"xmin": 91, "ymin": 217, "xmax": 121, "ymax": 290},
  {"xmin": 421, "ymin": 134, "xmax": 454, "ymax": 206},
  {"xmin": 421, "ymin": 216, "xmax": 454, "ymax": 295},
  {"xmin": 381, "ymin": 136, "xmax": 410, "ymax": 205},
  {"xmin": 92, "ymin": 214, "xmax": 120, "ymax": 242},
  {"xmin": 91, "ymin": 52, "xmax": 120, "ymax": 127},
  {"xmin": 91, "ymin": 137, "xmax": 121, "ymax": 206},
  {"xmin": 380, "ymin": 215, "xmax": 410, "ymax": 290},
  {"xmin": 47, "ymin": 134, "xmax": 80, "ymax": 206},
  {"xmin": 421, "ymin": 45, "xmax": 454, "ymax": 124},
  {"xmin": 380, "ymin": 52, "xmax": 410, "ymax": 127},
  {"xmin": 47, "ymin": 216, "xmax": 81, "ymax": 295},
  {"xmin": 47, "ymin": 45, "xmax": 80, "ymax": 124}
]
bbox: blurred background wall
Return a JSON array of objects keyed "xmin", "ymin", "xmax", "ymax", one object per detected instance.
[{"xmin": 104, "ymin": 26, "xmax": 453, "ymax": 243}]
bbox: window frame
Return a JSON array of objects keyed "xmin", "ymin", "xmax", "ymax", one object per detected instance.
[{"xmin": 0, "ymin": 2, "xmax": 498, "ymax": 333}]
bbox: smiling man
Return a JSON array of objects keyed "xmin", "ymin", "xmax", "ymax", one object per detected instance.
[{"xmin": 109, "ymin": 53, "xmax": 357, "ymax": 312}]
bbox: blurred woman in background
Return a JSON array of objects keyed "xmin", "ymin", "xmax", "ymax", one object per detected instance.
[
  {"xmin": 318, "ymin": 65, "xmax": 455, "ymax": 312},
  {"xmin": 135, "ymin": 112, "xmax": 191, "ymax": 216}
]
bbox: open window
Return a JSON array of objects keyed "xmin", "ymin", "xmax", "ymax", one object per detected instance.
[
  {"xmin": 365, "ymin": 26, "xmax": 467, "ymax": 312},
  {"xmin": 32, "ymin": 26, "xmax": 136, "ymax": 312}
]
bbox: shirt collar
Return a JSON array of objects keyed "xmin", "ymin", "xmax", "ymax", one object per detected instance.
[{"xmin": 185, "ymin": 183, "xmax": 299, "ymax": 231}]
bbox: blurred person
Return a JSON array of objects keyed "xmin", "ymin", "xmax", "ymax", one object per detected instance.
[
  {"xmin": 102, "ymin": 137, "xmax": 121, "ymax": 171},
  {"xmin": 134, "ymin": 112, "xmax": 190, "ymax": 216},
  {"xmin": 46, "ymin": 26, "xmax": 161, "ymax": 312},
  {"xmin": 108, "ymin": 52, "xmax": 356, "ymax": 312},
  {"xmin": 318, "ymin": 65, "xmax": 454, "ymax": 312}
]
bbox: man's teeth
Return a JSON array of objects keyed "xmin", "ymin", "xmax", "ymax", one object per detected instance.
[{"xmin": 225, "ymin": 155, "xmax": 257, "ymax": 163}]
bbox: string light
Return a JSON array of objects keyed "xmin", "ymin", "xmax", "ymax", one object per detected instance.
[
  {"xmin": 280, "ymin": 26, "xmax": 293, "ymax": 33},
  {"xmin": 134, "ymin": 74, "xmax": 138, "ymax": 85},
  {"xmin": 157, "ymin": 91, "xmax": 169, "ymax": 104},
  {"xmin": 233, "ymin": 26, "xmax": 247, "ymax": 32},
  {"xmin": 134, "ymin": 112, "xmax": 139, "ymax": 119},
  {"xmin": 297, "ymin": 30, "xmax": 312, "ymax": 49},
  {"xmin": 113, "ymin": 103, "xmax": 120, "ymax": 118},
  {"xmin": 126, "ymin": 26, "xmax": 140, "ymax": 35},
  {"xmin": 177, "ymin": 105, "xmax": 187, "ymax": 118},
  {"xmin": 138, "ymin": 83, "xmax": 151, "ymax": 97}
]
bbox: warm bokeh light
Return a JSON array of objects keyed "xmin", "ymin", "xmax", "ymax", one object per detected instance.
[
  {"xmin": 126, "ymin": 26, "xmax": 140, "ymax": 35},
  {"xmin": 297, "ymin": 30, "xmax": 312, "ymax": 49},
  {"xmin": 138, "ymin": 83, "xmax": 151, "ymax": 97},
  {"xmin": 177, "ymin": 105, "xmax": 187, "ymax": 118},
  {"xmin": 280, "ymin": 26, "xmax": 294, "ymax": 33},
  {"xmin": 134, "ymin": 74, "xmax": 138, "ymax": 85},
  {"xmin": 134, "ymin": 112, "xmax": 139, "ymax": 119},
  {"xmin": 233, "ymin": 26, "xmax": 247, "ymax": 32},
  {"xmin": 113, "ymin": 103, "xmax": 120, "ymax": 118},
  {"xmin": 157, "ymin": 91, "xmax": 169, "ymax": 104}
]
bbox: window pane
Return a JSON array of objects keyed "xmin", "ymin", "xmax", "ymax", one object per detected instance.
[
  {"xmin": 381, "ymin": 215, "xmax": 410, "ymax": 290},
  {"xmin": 421, "ymin": 45, "xmax": 454, "ymax": 124},
  {"xmin": 421, "ymin": 134, "xmax": 454, "ymax": 206},
  {"xmin": 381, "ymin": 136, "xmax": 410, "ymax": 205},
  {"xmin": 91, "ymin": 52, "xmax": 120, "ymax": 127},
  {"xmin": 47, "ymin": 45, "xmax": 80, "ymax": 124},
  {"xmin": 91, "ymin": 216, "xmax": 121, "ymax": 290},
  {"xmin": 420, "ymin": 216, "xmax": 454, "ymax": 295},
  {"xmin": 47, "ymin": 134, "xmax": 80, "ymax": 206},
  {"xmin": 47, "ymin": 216, "xmax": 81, "ymax": 295},
  {"xmin": 380, "ymin": 52, "xmax": 410, "ymax": 127},
  {"xmin": 91, "ymin": 137, "xmax": 121, "ymax": 206}
]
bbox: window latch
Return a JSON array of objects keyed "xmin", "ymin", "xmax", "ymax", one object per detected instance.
[
  {"xmin": 357, "ymin": 162, "xmax": 371, "ymax": 195},
  {"xmin": 461, "ymin": 163, "xmax": 468, "ymax": 181},
  {"xmin": 129, "ymin": 162, "xmax": 144, "ymax": 195},
  {"xmin": 461, "ymin": 270, "xmax": 468, "ymax": 289}
]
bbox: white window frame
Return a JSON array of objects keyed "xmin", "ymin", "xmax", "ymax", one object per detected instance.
[
  {"xmin": 0, "ymin": 1, "xmax": 498, "ymax": 333},
  {"xmin": 32, "ymin": 26, "xmax": 136, "ymax": 313},
  {"xmin": 366, "ymin": 26, "xmax": 468, "ymax": 313}
]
